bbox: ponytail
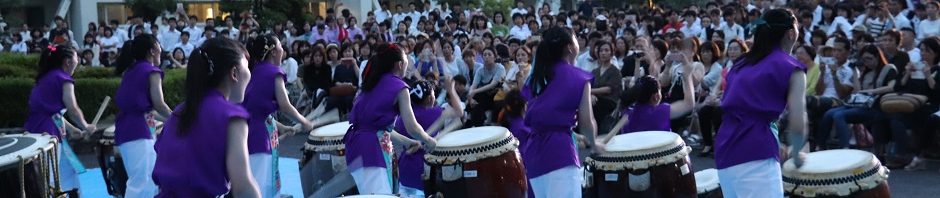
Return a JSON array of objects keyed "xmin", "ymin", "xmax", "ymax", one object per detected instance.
[
  {"xmin": 362, "ymin": 43, "xmax": 405, "ymax": 91},
  {"xmin": 528, "ymin": 27, "xmax": 574, "ymax": 97},
  {"xmin": 36, "ymin": 44, "xmax": 77, "ymax": 82},
  {"xmin": 177, "ymin": 38, "xmax": 247, "ymax": 135},
  {"xmin": 740, "ymin": 9, "xmax": 796, "ymax": 67},
  {"xmin": 247, "ymin": 34, "xmax": 278, "ymax": 70},
  {"xmin": 115, "ymin": 34, "xmax": 158, "ymax": 76}
]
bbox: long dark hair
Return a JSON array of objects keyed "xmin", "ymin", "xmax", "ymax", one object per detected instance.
[
  {"xmin": 622, "ymin": 75, "xmax": 661, "ymax": 107},
  {"xmin": 247, "ymin": 34, "xmax": 278, "ymax": 70},
  {"xmin": 859, "ymin": 44, "xmax": 889, "ymax": 88},
  {"xmin": 528, "ymin": 27, "xmax": 574, "ymax": 96},
  {"xmin": 115, "ymin": 34, "xmax": 158, "ymax": 75},
  {"xmin": 177, "ymin": 38, "xmax": 247, "ymax": 135},
  {"xmin": 36, "ymin": 44, "xmax": 77, "ymax": 82},
  {"xmin": 740, "ymin": 9, "xmax": 796, "ymax": 66},
  {"xmin": 497, "ymin": 89, "xmax": 526, "ymax": 128},
  {"xmin": 362, "ymin": 43, "xmax": 405, "ymax": 91}
]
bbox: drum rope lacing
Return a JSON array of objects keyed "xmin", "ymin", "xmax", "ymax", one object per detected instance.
[
  {"xmin": 303, "ymin": 137, "xmax": 345, "ymax": 152},
  {"xmin": 783, "ymin": 165, "xmax": 882, "ymax": 186},
  {"xmin": 586, "ymin": 143, "xmax": 691, "ymax": 171},
  {"xmin": 425, "ymin": 136, "xmax": 518, "ymax": 164}
]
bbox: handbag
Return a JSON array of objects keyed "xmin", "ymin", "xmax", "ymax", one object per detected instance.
[
  {"xmin": 879, "ymin": 93, "xmax": 928, "ymax": 113},
  {"xmin": 845, "ymin": 93, "xmax": 876, "ymax": 108},
  {"xmin": 852, "ymin": 124, "xmax": 874, "ymax": 148}
]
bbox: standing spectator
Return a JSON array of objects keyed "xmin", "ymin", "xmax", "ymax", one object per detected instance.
[
  {"xmin": 159, "ymin": 18, "xmax": 182, "ymax": 54},
  {"xmin": 509, "ymin": 14, "xmax": 532, "ymax": 41}
]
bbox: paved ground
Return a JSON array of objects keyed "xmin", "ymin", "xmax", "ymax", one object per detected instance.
[{"xmin": 64, "ymin": 131, "xmax": 940, "ymax": 197}]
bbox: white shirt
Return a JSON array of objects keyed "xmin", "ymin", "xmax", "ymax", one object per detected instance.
[
  {"xmin": 821, "ymin": 62, "xmax": 856, "ymax": 98},
  {"xmin": 917, "ymin": 18, "xmax": 940, "ymax": 43},
  {"xmin": 376, "ymin": 9, "xmax": 391, "ymax": 23},
  {"xmin": 510, "ymin": 8, "xmax": 528, "ymax": 17},
  {"xmin": 183, "ymin": 26, "xmax": 204, "ymax": 41},
  {"xmin": 575, "ymin": 51, "xmax": 596, "ymax": 72},
  {"xmin": 159, "ymin": 29, "xmax": 181, "ymax": 52},
  {"xmin": 906, "ymin": 47, "xmax": 922, "ymax": 65},
  {"xmin": 508, "ymin": 25, "xmax": 531, "ymax": 41},
  {"xmin": 10, "ymin": 41, "xmax": 27, "ymax": 54},
  {"xmin": 98, "ymin": 35, "xmax": 122, "ymax": 53},
  {"xmin": 281, "ymin": 57, "xmax": 299, "ymax": 84},
  {"xmin": 721, "ymin": 23, "xmax": 745, "ymax": 43},
  {"xmin": 680, "ymin": 23, "xmax": 703, "ymax": 39},
  {"xmin": 828, "ymin": 16, "xmax": 855, "ymax": 38},
  {"xmin": 173, "ymin": 42, "xmax": 196, "ymax": 58}
]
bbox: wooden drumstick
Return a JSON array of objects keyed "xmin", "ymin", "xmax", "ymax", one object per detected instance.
[{"xmin": 91, "ymin": 96, "xmax": 111, "ymax": 128}]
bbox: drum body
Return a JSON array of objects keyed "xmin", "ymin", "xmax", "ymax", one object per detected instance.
[
  {"xmin": 300, "ymin": 122, "xmax": 357, "ymax": 197},
  {"xmin": 424, "ymin": 126, "xmax": 527, "ymax": 198},
  {"xmin": 584, "ymin": 131, "xmax": 696, "ymax": 198},
  {"xmin": 96, "ymin": 125, "xmax": 129, "ymax": 197},
  {"xmin": 694, "ymin": 169, "xmax": 722, "ymax": 198},
  {"xmin": 0, "ymin": 133, "xmax": 57, "ymax": 198},
  {"xmin": 783, "ymin": 149, "xmax": 890, "ymax": 198}
]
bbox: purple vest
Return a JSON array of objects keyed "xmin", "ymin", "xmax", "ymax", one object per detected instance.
[
  {"xmin": 345, "ymin": 74, "xmax": 409, "ymax": 169},
  {"xmin": 394, "ymin": 105, "xmax": 443, "ymax": 190},
  {"xmin": 115, "ymin": 60, "xmax": 163, "ymax": 144},
  {"xmin": 521, "ymin": 62, "xmax": 592, "ymax": 178},
  {"xmin": 620, "ymin": 103, "xmax": 672, "ymax": 134},
  {"xmin": 153, "ymin": 90, "xmax": 250, "ymax": 197},
  {"xmin": 24, "ymin": 69, "xmax": 73, "ymax": 139},
  {"xmin": 243, "ymin": 61, "xmax": 286, "ymax": 154},
  {"xmin": 716, "ymin": 48, "xmax": 806, "ymax": 169}
]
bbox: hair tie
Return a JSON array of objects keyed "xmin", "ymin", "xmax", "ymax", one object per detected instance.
[
  {"xmin": 199, "ymin": 49, "xmax": 216, "ymax": 75},
  {"xmin": 47, "ymin": 45, "xmax": 57, "ymax": 52}
]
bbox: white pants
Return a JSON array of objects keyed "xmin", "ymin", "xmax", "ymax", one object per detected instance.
[
  {"xmin": 717, "ymin": 158, "xmax": 784, "ymax": 198},
  {"xmin": 529, "ymin": 166, "xmax": 582, "ymax": 198},
  {"xmin": 399, "ymin": 184, "xmax": 425, "ymax": 198},
  {"xmin": 249, "ymin": 153, "xmax": 279, "ymax": 198},
  {"xmin": 117, "ymin": 139, "xmax": 158, "ymax": 198},
  {"xmin": 56, "ymin": 144, "xmax": 80, "ymax": 191},
  {"xmin": 350, "ymin": 167, "xmax": 393, "ymax": 195}
]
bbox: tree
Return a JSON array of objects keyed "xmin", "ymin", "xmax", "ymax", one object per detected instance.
[
  {"xmin": 125, "ymin": 0, "xmax": 178, "ymax": 22},
  {"xmin": 220, "ymin": 0, "xmax": 314, "ymax": 28}
]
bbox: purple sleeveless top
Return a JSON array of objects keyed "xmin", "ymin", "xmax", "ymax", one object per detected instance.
[
  {"xmin": 153, "ymin": 90, "xmax": 250, "ymax": 197},
  {"xmin": 115, "ymin": 60, "xmax": 163, "ymax": 144},
  {"xmin": 619, "ymin": 103, "xmax": 671, "ymax": 134},
  {"xmin": 716, "ymin": 48, "xmax": 806, "ymax": 169},
  {"xmin": 521, "ymin": 62, "xmax": 592, "ymax": 178},
  {"xmin": 24, "ymin": 69, "xmax": 73, "ymax": 139},
  {"xmin": 243, "ymin": 61, "xmax": 286, "ymax": 154},
  {"xmin": 394, "ymin": 105, "xmax": 443, "ymax": 190},
  {"xmin": 345, "ymin": 74, "xmax": 409, "ymax": 170}
]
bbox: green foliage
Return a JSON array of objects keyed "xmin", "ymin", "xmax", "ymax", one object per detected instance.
[
  {"xmin": 0, "ymin": 78, "xmax": 33, "ymax": 127},
  {"xmin": 0, "ymin": 52, "xmax": 189, "ymax": 127},
  {"xmin": 125, "ymin": 0, "xmax": 178, "ymax": 22},
  {"xmin": 482, "ymin": 0, "xmax": 514, "ymax": 20},
  {"xmin": 220, "ymin": 0, "xmax": 314, "ymax": 27}
]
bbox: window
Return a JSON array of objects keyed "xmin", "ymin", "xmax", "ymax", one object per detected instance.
[
  {"xmin": 98, "ymin": 3, "xmax": 132, "ymax": 24},
  {"xmin": 186, "ymin": 2, "xmax": 228, "ymax": 21}
]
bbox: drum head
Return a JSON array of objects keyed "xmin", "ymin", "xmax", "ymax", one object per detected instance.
[
  {"xmin": 437, "ymin": 126, "xmax": 509, "ymax": 148},
  {"xmin": 694, "ymin": 169, "xmax": 720, "ymax": 193},
  {"xmin": 311, "ymin": 121, "xmax": 351, "ymax": 137},
  {"xmin": 605, "ymin": 131, "xmax": 679, "ymax": 152},
  {"xmin": 0, "ymin": 134, "xmax": 55, "ymax": 167},
  {"xmin": 783, "ymin": 149, "xmax": 872, "ymax": 174},
  {"xmin": 104, "ymin": 125, "xmax": 116, "ymax": 137}
]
